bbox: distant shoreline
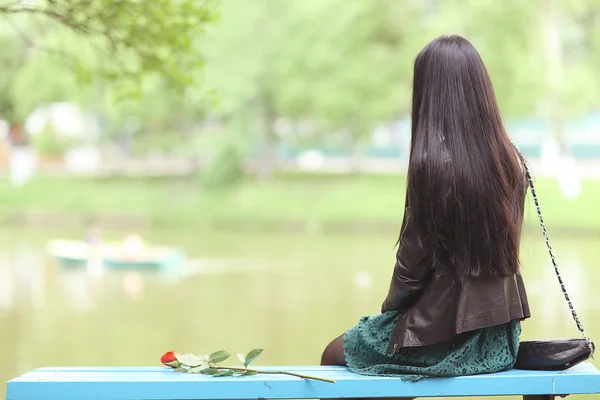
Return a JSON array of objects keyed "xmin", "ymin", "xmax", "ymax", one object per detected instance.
[
  {"xmin": 1, "ymin": 173, "xmax": 598, "ymax": 235},
  {"xmin": 4, "ymin": 210, "xmax": 600, "ymax": 238},
  {"xmin": 2, "ymin": 156, "xmax": 600, "ymax": 179}
]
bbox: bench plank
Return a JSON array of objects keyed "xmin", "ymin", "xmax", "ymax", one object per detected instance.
[{"xmin": 7, "ymin": 364, "xmax": 600, "ymax": 400}]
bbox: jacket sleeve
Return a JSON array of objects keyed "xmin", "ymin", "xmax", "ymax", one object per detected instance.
[{"xmin": 381, "ymin": 206, "xmax": 432, "ymax": 313}]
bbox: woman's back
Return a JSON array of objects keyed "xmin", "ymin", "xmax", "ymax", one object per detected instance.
[
  {"xmin": 407, "ymin": 34, "xmax": 526, "ymax": 277},
  {"xmin": 322, "ymin": 35, "xmax": 531, "ymax": 383},
  {"xmin": 383, "ymin": 34, "xmax": 530, "ymax": 349}
]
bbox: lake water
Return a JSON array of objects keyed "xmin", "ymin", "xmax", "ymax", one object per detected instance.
[{"xmin": 1, "ymin": 228, "xmax": 599, "ymax": 400}]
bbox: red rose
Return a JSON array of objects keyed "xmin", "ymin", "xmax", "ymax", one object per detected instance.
[{"xmin": 161, "ymin": 351, "xmax": 179, "ymax": 368}]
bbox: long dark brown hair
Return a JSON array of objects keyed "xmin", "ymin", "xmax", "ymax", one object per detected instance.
[{"xmin": 406, "ymin": 35, "xmax": 525, "ymax": 277}]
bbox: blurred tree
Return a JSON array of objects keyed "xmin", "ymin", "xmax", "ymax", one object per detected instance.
[
  {"xmin": 0, "ymin": 0, "xmax": 218, "ymax": 92},
  {"xmin": 0, "ymin": 34, "xmax": 27, "ymax": 122},
  {"xmin": 0, "ymin": 0, "xmax": 218, "ymax": 132},
  {"xmin": 441, "ymin": 0, "xmax": 546, "ymax": 118},
  {"xmin": 0, "ymin": 0, "xmax": 219, "ymax": 173},
  {"xmin": 200, "ymin": 0, "xmax": 290, "ymax": 180},
  {"xmin": 3, "ymin": 0, "xmax": 599, "ymax": 176},
  {"xmin": 565, "ymin": 0, "xmax": 600, "ymax": 113},
  {"xmin": 447, "ymin": 0, "xmax": 600, "ymax": 151},
  {"xmin": 202, "ymin": 0, "xmax": 427, "ymax": 175},
  {"xmin": 272, "ymin": 0, "xmax": 425, "ymax": 170},
  {"xmin": 543, "ymin": 0, "xmax": 567, "ymax": 151}
]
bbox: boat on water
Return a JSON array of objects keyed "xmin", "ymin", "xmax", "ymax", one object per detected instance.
[{"xmin": 46, "ymin": 238, "xmax": 184, "ymax": 270}]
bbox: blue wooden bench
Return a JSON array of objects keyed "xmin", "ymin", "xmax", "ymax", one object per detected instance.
[{"xmin": 6, "ymin": 364, "xmax": 600, "ymax": 399}]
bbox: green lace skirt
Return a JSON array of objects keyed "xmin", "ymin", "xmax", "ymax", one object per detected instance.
[{"xmin": 343, "ymin": 311, "xmax": 521, "ymax": 381}]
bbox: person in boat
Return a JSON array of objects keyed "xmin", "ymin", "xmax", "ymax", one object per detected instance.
[
  {"xmin": 321, "ymin": 35, "xmax": 530, "ymax": 388},
  {"xmin": 121, "ymin": 234, "xmax": 145, "ymax": 260},
  {"xmin": 85, "ymin": 221, "xmax": 102, "ymax": 247}
]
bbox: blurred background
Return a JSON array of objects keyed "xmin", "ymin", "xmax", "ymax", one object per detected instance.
[{"xmin": 1, "ymin": 0, "xmax": 600, "ymax": 399}]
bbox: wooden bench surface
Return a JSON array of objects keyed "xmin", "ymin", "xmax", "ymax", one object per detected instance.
[{"xmin": 7, "ymin": 364, "xmax": 600, "ymax": 399}]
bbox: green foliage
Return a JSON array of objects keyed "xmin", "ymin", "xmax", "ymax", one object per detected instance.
[
  {"xmin": 188, "ymin": 365, "xmax": 210, "ymax": 374},
  {"xmin": 130, "ymin": 132, "xmax": 181, "ymax": 156},
  {"xmin": 200, "ymin": 0, "xmax": 600, "ymax": 163},
  {"xmin": 202, "ymin": 368, "xmax": 220, "ymax": 375},
  {"xmin": 242, "ymin": 349, "xmax": 264, "ymax": 368},
  {"xmin": 209, "ymin": 350, "xmax": 231, "ymax": 363},
  {"xmin": 439, "ymin": 0, "xmax": 547, "ymax": 117},
  {"xmin": 272, "ymin": 1, "xmax": 422, "ymax": 138},
  {"xmin": 1, "ymin": 0, "xmax": 600, "ymax": 171},
  {"xmin": 0, "ymin": 0, "xmax": 218, "ymax": 90},
  {"xmin": 165, "ymin": 349, "xmax": 333, "ymax": 382},
  {"xmin": 201, "ymin": 143, "xmax": 244, "ymax": 190},
  {"xmin": 171, "ymin": 349, "xmax": 264, "ymax": 376},
  {"xmin": 30, "ymin": 128, "xmax": 80, "ymax": 157},
  {"xmin": 10, "ymin": 49, "xmax": 95, "ymax": 121},
  {"xmin": 0, "ymin": 0, "xmax": 218, "ymax": 123},
  {"xmin": 214, "ymin": 370, "xmax": 234, "ymax": 377}
]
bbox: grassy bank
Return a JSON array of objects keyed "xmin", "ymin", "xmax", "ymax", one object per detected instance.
[{"xmin": 0, "ymin": 173, "xmax": 598, "ymax": 233}]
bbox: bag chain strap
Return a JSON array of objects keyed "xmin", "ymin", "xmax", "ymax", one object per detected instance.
[{"xmin": 516, "ymin": 147, "xmax": 594, "ymax": 356}]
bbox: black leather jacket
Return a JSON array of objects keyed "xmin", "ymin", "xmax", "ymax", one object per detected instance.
[{"xmin": 382, "ymin": 206, "xmax": 531, "ymax": 353}]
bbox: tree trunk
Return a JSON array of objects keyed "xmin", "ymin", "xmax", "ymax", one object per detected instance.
[
  {"xmin": 348, "ymin": 117, "xmax": 366, "ymax": 174},
  {"xmin": 543, "ymin": 0, "xmax": 566, "ymax": 155},
  {"xmin": 257, "ymin": 97, "xmax": 276, "ymax": 181},
  {"xmin": 349, "ymin": 140, "xmax": 364, "ymax": 174}
]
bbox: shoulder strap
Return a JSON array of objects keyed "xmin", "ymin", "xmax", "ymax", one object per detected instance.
[{"xmin": 514, "ymin": 145, "xmax": 594, "ymax": 356}]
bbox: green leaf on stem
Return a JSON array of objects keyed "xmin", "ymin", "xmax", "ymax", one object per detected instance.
[
  {"xmin": 173, "ymin": 367, "xmax": 188, "ymax": 373},
  {"xmin": 209, "ymin": 350, "xmax": 231, "ymax": 363},
  {"xmin": 243, "ymin": 370, "xmax": 258, "ymax": 376},
  {"xmin": 215, "ymin": 369, "xmax": 234, "ymax": 377},
  {"xmin": 201, "ymin": 368, "xmax": 220, "ymax": 375},
  {"xmin": 244, "ymin": 349, "xmax": 264, "ymax": 367},
  {"xmin": 188, "ymin": 363, "xmax": 210, "ymax": 373}
]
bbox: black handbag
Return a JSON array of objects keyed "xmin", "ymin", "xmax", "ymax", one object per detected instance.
[{"xmin": 513, "ymin": 148, "xmax": 595, "ymax": 371}]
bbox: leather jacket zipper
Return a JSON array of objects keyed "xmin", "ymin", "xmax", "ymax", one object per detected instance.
[{"xmin": 387, "ymin": 311, "xmax": 404, "ymax": 355}]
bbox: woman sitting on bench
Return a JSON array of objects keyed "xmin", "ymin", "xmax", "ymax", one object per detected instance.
[{"xmin": 321, "ymin": 34, "xmax": 531, "ymax": 390}]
